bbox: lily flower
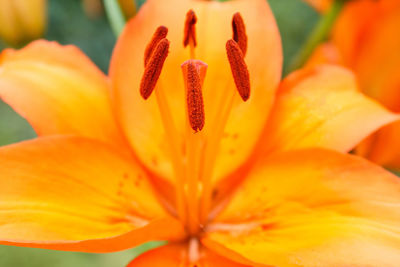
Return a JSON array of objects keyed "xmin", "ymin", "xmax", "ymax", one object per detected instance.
[
  {"xmin": 306, "ymin": 0, "xmax": 400, "ymax": 171},
  {"xmin": 0, "ymin": 0, "xmax": 400, "ymax": 266},
  {"xmin": 0, "ymin": 0, "xmax": 46, "ymax": 46}
]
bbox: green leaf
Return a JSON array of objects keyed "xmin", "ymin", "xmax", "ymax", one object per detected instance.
[
  {"xmin": 0, "ymin": 101, "xmax": 35, "ymax": 146},
  {"xmin": 268, "ymin": 0, "xmax": 319, "ymax": 76},
  {"xmin": 390, "ymin": 170, "xmax": 400, "ymax": 178},
  {"xmin": 287, "ymin": 0, "xmax": 345, "ymax": 73},
  {"xmin": 46, "ymin": 0, "xmax": 115, "ymax": 73},
  {"xmin": 0, "ymin": 242, "xmax": 164, "ymax": 267}
]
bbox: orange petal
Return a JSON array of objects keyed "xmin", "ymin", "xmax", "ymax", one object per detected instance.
[
  {"xmin": 357, "ymin": 121, "xmax": 400, "ymax": 171},
  {"xmin": 259, "ymin": 65, "xmax": 399, "ymax": 155},
  {"xmin": 0, "ymin": 136, "xmax": 185, "ymax": 252},
  {"xmin": 348, "ymin": 4, "xmax": 400, "ymax": 112},
  {"xmin": 127, "ymin": 243, "xmax": 250, "ymax": 267},
  {"xmin": 110, "ymin": 0, "xmax": 282, "ymax": 183},
  {"xmin": 0, "ymin": 40, "xmax": 127, "ymax": 149},
  {"xmin": 330, "ymin": 1, "xmax": 400, "ymax": 169},
  {"xmin": 204, "ymin": 149, "xmax": 400, "ymax": 266},
  {"xmin": 332, "ymin": 0, "xmax": 400, "ymax": 69},
  {"xmin": 304, "ymin": 42, "xmax": 343, "ymax": 68}
]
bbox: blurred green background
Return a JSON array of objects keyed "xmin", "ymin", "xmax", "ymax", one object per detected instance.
[{"xmin": 0, "ymin": 0, "xmax": 318, "ymax": 266}]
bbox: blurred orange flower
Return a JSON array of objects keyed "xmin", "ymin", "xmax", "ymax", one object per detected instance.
[
  {"xmin": 83, "ymin": 0, "xmax": 136, "ymax": 19},
  {"xmin": 0, "ymin": 0, "xmax": 399, "ymax": 266},
  {"xmin": 118, "ymin": 0, "xmax": 136, "ymax": 19},
  {"xmin": 0, "ymin": 0, "xmax": 46, "ymax": 46},
  {"xmin": 303, "ymin": 0, "xmax": 332, "ymax": 11},
  {"xmin": 82, "ymin": 0, "xmax": 104, "ymax": 18},
  {"xmin": 307, "ymin": 0, "xmax": 400, "ymax": 171}
]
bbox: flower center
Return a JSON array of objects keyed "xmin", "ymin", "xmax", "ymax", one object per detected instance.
[{"xmin": 139, "ymin": 9, "xmax": 249, "ymax": 236}]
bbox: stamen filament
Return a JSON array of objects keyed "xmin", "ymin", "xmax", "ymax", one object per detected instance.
[
  {"xmin": 154, "ymin": 81, "xmax": 187, "ymax": 222},
  {"xmin": 200, "ymin": 84, "xmax": 236, "ymax": 223},
  {"xmin": 185, "ymin": 127, "xmax": 203, "ymax": 234},
  {"xmin": 141, "ymin": 27, "xmax": 188, "ymax": 221}
]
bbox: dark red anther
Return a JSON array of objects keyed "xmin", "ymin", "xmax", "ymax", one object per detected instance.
[
  {"xmin": 232, "ymin": 12, "xmax": 248, "ymax": 56},
  {"xmin": 144, "ymin": 26, "xmax": 168, "ymax": 66},
  {"xmin": 226, "ymin": 39, "xmax": 250, "ymax": 101},
  {"xmin": 182, "ymin": 60, "xmax": 206, "ymax": 132},
  {"xmin": 140, "ymin": 39, "xmax": 170, "ymax": 99}
]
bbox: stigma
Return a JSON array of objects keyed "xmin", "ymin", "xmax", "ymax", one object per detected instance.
[{"xmin": 183, "ymin": 9, "xmax": 197, "ymax": 48}]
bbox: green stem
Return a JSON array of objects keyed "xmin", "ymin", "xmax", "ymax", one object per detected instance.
[
  {"xmin": 103, "ymin": 0, "xmax": 126, "ymax": 37},
  {"xmin": 287, "ymin": 0, "xmax": 345, "ymax": 74}
]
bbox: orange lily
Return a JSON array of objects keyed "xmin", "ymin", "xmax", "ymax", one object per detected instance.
[
  {"xmin": 0, "ymin": 0, "xmax": 46, "ymax": 46},
  {"xmin": 0, "ymin": 0, "xmax": 400, "ymax": 266},
  {"xmin": 306, "ymin": 0, "xmax": 400, "ymax": 171}
]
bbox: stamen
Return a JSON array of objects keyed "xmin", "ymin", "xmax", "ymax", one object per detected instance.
[
  {"xmin": 232, "ymin": 12, "xmax": 248, "ymax": 56},
  {"xmin": 139, "ymin": 38, "xmax": 170, "ymax": 99},
  {"xmin": 143, "ymin": 26, "xmax": 168, "ymax": 66},
  {"xmin": 181, "ymin": 60, "xmax": 206, "ymax": 132},
  {"xmin": 183, "ymin": 9, "xmax": 197, "ymax": 48},
  {"xmin": 226, "ymin": 39, "xmax": 251, "ymax": 101}
]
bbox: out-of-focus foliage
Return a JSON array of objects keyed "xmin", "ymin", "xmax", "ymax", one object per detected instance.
[
  {"xmin": 268, "ymin": 0, "xmax": 318, "ymax": 74},
  {"xmin": 47, "ymin": 0, "xmax": 115, "ymax": 72},
  {"xmin": 0, "ymin": 0, "xmax": 317, "ymax": 266},
  {"xmin": 0, "ymin": 242, "xmax": 162, "ymax": 267}
]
